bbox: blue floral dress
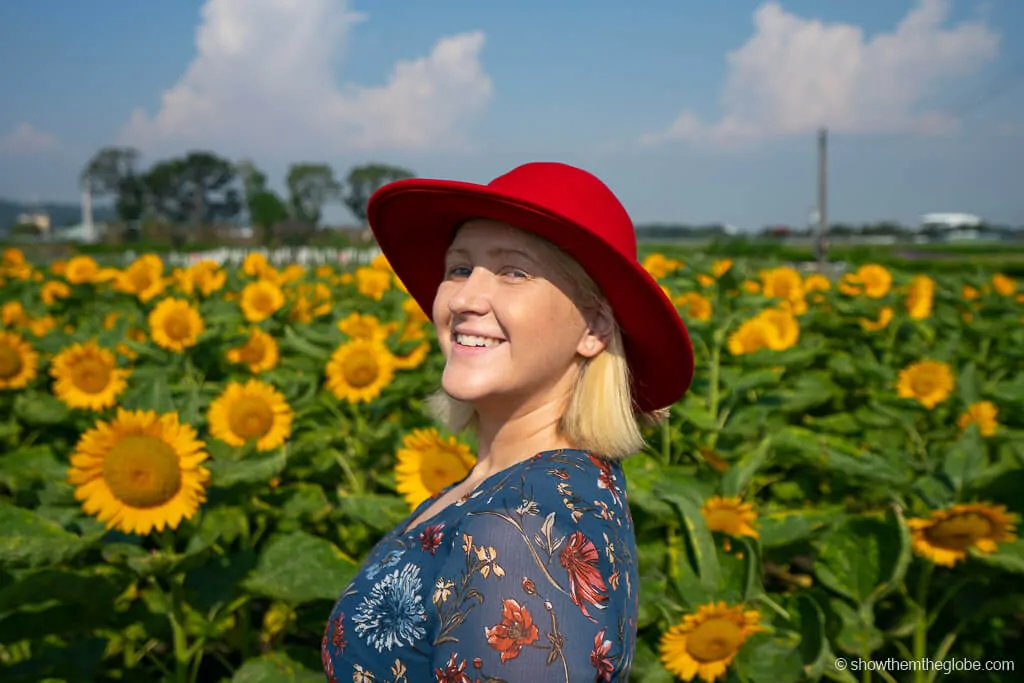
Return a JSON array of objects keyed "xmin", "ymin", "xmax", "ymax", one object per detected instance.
[{"xmin": 321, "ymin": 448, "xmax": 639, "ymax": 682}]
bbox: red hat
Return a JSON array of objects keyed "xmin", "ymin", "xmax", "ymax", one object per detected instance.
[{"xmin": 366, "ymin": 161, "xmax": 694, "ymax": 412}]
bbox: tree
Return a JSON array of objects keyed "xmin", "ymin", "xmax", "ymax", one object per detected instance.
[
  {"xmin": 80, "ymin": 147, "xmax": 145, "ymax": 225},
  {"xmin": 144, "ymin": 151, "xmax": 242, "ymax": 225},
  {"xmin": 342, "ymin": 163, "xmax": 415, "ymax": 224},
  {"xmin": 286, "ymin": 163, "xmax": 341, "ymax": 227},
  {"xmin": 237, "ymin": 159, "xmax": 289, "ymax": 245}
]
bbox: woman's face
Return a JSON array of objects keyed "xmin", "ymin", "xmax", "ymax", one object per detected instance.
[{"xmin": 433, "ymin": 219, "xmax": 607, "ymax": 415}]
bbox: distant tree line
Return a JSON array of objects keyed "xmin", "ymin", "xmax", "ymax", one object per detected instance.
[{"xmin": 79, "ymin": 147, "xmax": 414, "ymax": 247}]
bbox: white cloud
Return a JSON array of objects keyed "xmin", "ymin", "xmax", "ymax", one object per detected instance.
[
  {"xmin": 118, "ymin": 0, "xmax": 493, "ymax": 157},
  {"xmin": 642, "ymin": 0, "xmax": 999, "ymax": 148},
  {"xmin": 0, "ymin": 123, "xmax": 58, "ymax": 155}
]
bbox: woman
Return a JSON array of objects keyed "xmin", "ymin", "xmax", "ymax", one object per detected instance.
[{"xmin": 322, "ymin": 162, "xmax": 694, "ymax": 682}]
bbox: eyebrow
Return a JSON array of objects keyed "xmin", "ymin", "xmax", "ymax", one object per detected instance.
[{"xmin": 445, "ymin": 246, "xmax": 536, "ymax": 262}]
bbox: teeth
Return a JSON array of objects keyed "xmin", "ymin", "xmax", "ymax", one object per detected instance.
[{"xmin": 455, "ymin": 333, "xmax": 503, "ymax": 348}]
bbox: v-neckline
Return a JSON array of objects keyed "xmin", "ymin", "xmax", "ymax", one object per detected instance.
[{"xmin": 397, "ymin": 448, "xmax": 579, "ymax": 537}]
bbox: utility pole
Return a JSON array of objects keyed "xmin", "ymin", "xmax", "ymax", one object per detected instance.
[{"xmin": 816, "ymin": 127, "xmax": 829, "ymax": 268}]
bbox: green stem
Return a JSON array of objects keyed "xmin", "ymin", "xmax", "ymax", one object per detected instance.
[
  {"xmin": 912, "ymin": 563, "xmax": 935, "ymax": 683},
  {"xmin": 661, "ymin": 413, "xmax": 671, "ymax": 466},
  {"xmin": 168, "ymin": 599, "xmax": 190, "ymax": 683},
  {"xmin": 707, "ymin": 341, "xmax": 722, "ymax": 450},
  {"xmin": 667, "ymin": 523, "xmax": 679, "ymax": 581}
]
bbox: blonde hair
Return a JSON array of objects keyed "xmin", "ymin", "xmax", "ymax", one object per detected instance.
[{"xmin": 427, "ymin": 229, "xmax": 666, "ymax": 460}]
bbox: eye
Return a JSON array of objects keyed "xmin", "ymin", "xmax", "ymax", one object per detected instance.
[
  {"xmin": 446, "ymin": 265, "xmax": 472, "ymax": 279},
  {"xmin": 504, "ymin": 267, "xmax": 529, "ymax": 280}
]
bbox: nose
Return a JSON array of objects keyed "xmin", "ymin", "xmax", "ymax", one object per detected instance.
[{"xmin": 447, "ymin": 266, "xmax": 493, "ymax": 316}]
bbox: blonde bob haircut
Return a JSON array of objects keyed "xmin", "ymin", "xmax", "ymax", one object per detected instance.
[{"xmin": 426, "ymin": 227, "xmax": 667, "ymax": 461}]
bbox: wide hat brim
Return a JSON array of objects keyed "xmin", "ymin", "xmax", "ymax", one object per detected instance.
[{"xmin": 366, "ymin": 178, "xmax": 695, "ymax": 413}]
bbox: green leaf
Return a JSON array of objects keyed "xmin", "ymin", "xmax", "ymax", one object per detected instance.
[
  {"xmin": 208, "ymin": 448, "xmax": 288, "ymax": 488},
  {"xmin": 758, "ymin": 508, "xmax": 839, "ymax": 548},
  {"xmin": 0, "ymin": 504, "xmax": 95, "ymax": 569},
  {"xmin": 121, "ymin": 373, "xmax": 176, "ymax": 414},
  {"xmin": 0, "ymin": 445, "xmax": 67, "ymax": 489},
  {"xmin": 679, "ymin": 394, "xmax": 718, "ymax": 431},
  {"xmin": 972, "ymin": 539, "xmax": 1024, "ymax": 574},
  {"xmin": 732, "ymin": 632, "xmax": 806, "ymax": 682},
  {"xmin": 773, "ymin": 427, "xmax": 911, "ymax": 486},
  {"xmin": 231, "ymin": 652, "xmax": 324, "ymax": 683},
  {"xmin": 942, "ymin": 423, "xmax": 986, "ymax": 494},
  {"xmin": 958, "ymin": 361, "xmax": 981, "ymax": 404},
  {"xmin": 730, "ymin": 368, "xmax": 783, "ymax": 394},
  {"xmin": 243, "ymin": 532, "xmax": 357, "ymax": 604},
  {"xmin": 185, "ymin": 506, "xmax": 251, "ymax": 554},
  {"xmin": 721, "ymin": 436, "xmax": 772, "ymax": 497},
  {"xmin": 279, "ymin": 325, "xmax": 330, "ymax": 363},
  {"xmin": 796, "ymin": 594, "xmax": 831, "ymax": 678},
  {"xmin": 336, "ymin": 494, "xmax": 411, "ymax": 534},
  {"xmin": 830, "ymin": 598, "xmax": 884, "ymax": 657},
  {"xmin": 12, "ymin": 391, "xmax": 70, "ymax": 426},
  {"xmin": 812, "ymin": 508, "xmax": 911, "ymax": 608},
  {"xmin": 654, "ymin": 485, "xmax": 721, "ymax": 596}
]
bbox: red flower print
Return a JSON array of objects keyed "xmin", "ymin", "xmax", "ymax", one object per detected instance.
[
  {"xmin": 587, "ymin": 454, "xmax": 621, "ymax": 505},
  {"xmin": 320, "ymin": 632, "xmax": 336, "ymax": 683},
  {"xmin": 434, "ymin": 652, "xmax": 471, "ymax": 683},
  {"xmin": 420, "ymin": 522, "xmax": 445, "ymax": 555},
  {"xmin": 590, "ymin": 627, "xmax": 615, "ymax": 682},
  {"xmin": 328, "ymin": 611, "xmax": 346, "ymax": 652},
  {"xmin": 559, "ymin": 531, "xmax": 609, "ymax": 621},
  {"xmin": 484, "ymin": 598, "xmax": 540, "ymax": 663}
]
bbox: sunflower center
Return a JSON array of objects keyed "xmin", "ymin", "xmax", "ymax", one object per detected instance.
[
  {"xmin": 130, "ymin": 269, "xmax": 154, "ymax": 291},
  {"xmin": 252, "ymin": 290, "xmax": 275, "ymax": 312},
  {"xmin": 910, "ymin": 374, "xmax": 936, "ymax": 396},
  {"xmin": 102, "ymin": 435, "xmax": 183, "ymax": 508},
  {"xmin": 0, "ymin": 344, "xmax": 23, "ymax": 379},
  {"xmin": 227, "ymin": 395, "xmax": 274, "ymax": 440},
  {"xmin": 421, "ymin": 448, "xmax": 472, "ymax": 494},
  {"xmin": 239, "ymin": 337, "xmax": 266, "ymax": 364},
  {"xmin": 342, "ymin": 350, "xmax": 380, "ymax": 388},
  {"xmin": 164, "ymin": 314, "xmax": 192, "ymax": 341},
  {"xmin": 71, "ymin": 357, "xmax": 112, "ymax": 394},
  {"xmin": 925, "ymin": 513, "xmax": 993, "ymax": 550},
  {"xmin": 686, "ymin": 618, "xmax": 744, "ymax": 663}
]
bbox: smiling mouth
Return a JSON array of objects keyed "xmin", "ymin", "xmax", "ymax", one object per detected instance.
[{"xmin": 454, "ymin": 333, "xmax": 505, "ymax": 348}]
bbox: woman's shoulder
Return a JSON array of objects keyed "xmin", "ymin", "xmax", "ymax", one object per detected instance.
[{"xmin": 459, "ymin": 448, "xmax": 633, "ymax": 538}]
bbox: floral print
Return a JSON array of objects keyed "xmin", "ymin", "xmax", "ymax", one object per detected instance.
[{"xmin": 322, "ymin": 449, "xmax": 638, "ymax": 682}]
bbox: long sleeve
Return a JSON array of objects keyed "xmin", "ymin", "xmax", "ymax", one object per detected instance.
[{"xmin": 427, "ymin": 461, "xmax": 636, "ymax": 683}]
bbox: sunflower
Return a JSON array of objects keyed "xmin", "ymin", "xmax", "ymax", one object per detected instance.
[
  {"xmin": 66, "ymin": 408, "xmax": 210, "ymax": 535},
  {"xmin": 896, "ymin": 359, "xmax": 954, "ymax": 409},
  {"xmin": 41, "ymin": 280, "xmax": 71, "ymax": 305},
  {"xmin": 225, "ymin": 327, "xmax": 279, "ymax": 373},
  {"xmin": 859, "ymin": 306, "xmax": 894, "ymax": 332},
  {"xmin": 0, "ymin": 330, "xmax": 39, "ymax": 390},
  {"xmin": 149, "ymin": 298, "xmax": 204, "ymax": 352},
  {"xmin": 905, "ymin": 275, "xmax": 934, "ymax": 320},
  {"xmin": 753, "ymin": 308, "xmax": 799, "ymax": 350},
  {"xmin": 642, "ymin": 253, "xmax": 683, "ymax": 279},
  {"xmin": 240, "ymin": 280, "xmax": 285, "ymax": 322},
  {"xmin": 338, "ymin": 312, "xmax": 399, "ymax": 342},
  {"xmin": 402, "ymin": 296, "xmax": 431, "ymax": 324},
  {"xmin": 957, "ymin": 400, "xmax": 999, "ymax": 437},
  {"xmin": 207, "ymin": 379, "xmax": 293, "ymax": 451},
  {"xmin": 50, "ymin": 340, "xmax": 130, "ymax": 410},
  {"xmin": 741, "ymin": 279, "xmax": 761, "ymax": 294},
  {"xmin": 355, "ymin": 266, "xmax": 392, "ymax": 301},
  {"xmin": 908, "ymin": 503, "xmax": 1018, "ymax": 567},
  {"xmin": 727, "ymin": 318, "xmax": 779, "ymax": 356},
  {"xmin": 991, "ymin": 273, "xmax": 1015, "ymax": 296},
  {"xmin": 701, "ymin": 496, "xmax": 759, "ymax": 539},
  {"xmin": 64, "ymin": 255, "xmax": 102, "ymax": 284},
  {"xmin": 759, "ymin": 266, "xmax": 804, "ymax": 304},
  {"xmin": 114, "ymin": 254, "xmax": 166, "ymax": 302},
  {"xmin": 325, "ymin": 339, "xmax": 395, "ymax": 403},
  {"xmin": 710, "ymin": 259, "xmax": 733, "ymax": 278},
  {"xmin": 242, "ymin": 252, "xmax": 271, "ymax": 278},
  {"xmin": 394, "ymin": 428, "xmax": 476, "ymax": 508},
  {"xmin": 855, "ymin": 264, "xmax": 892, "ymax": 299},
  {"xmin": 659, "ymin": 602, "xmax": 763, "ymax": 682},
  {"xmin": 391, "ymin": 322, "xmax": 430, "ymax": 370}
]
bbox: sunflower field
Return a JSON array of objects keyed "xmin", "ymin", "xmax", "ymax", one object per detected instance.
[{"xmin": 0, "ymin": 245, "xmax": 1022, "ymax": 683}]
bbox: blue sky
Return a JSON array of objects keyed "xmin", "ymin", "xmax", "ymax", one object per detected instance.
[{"xmin": 1, "ymin": 0, "xmax": 1022, "ymax": 230}]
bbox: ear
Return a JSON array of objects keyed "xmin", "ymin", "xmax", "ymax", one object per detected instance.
[{"xmin": 576, "ymin": 303, "xmax": 614, "ymax": 359}]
